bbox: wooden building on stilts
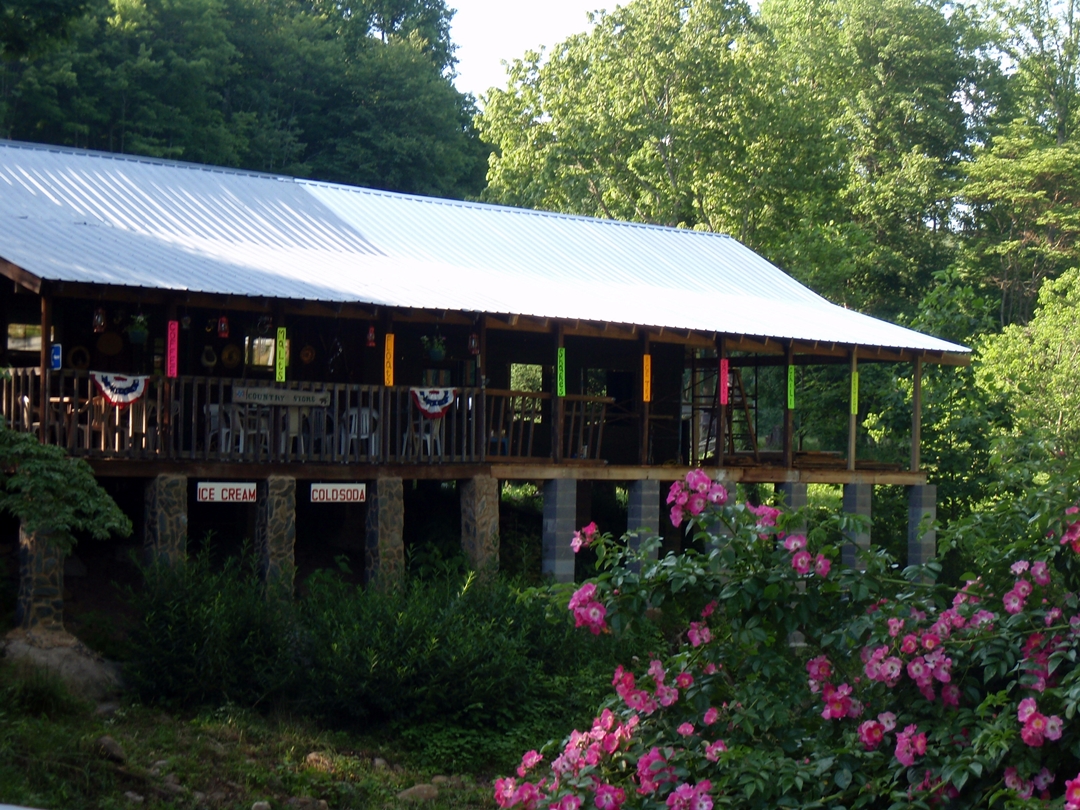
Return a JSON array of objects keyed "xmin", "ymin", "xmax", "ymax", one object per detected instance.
[{"xmin": 0, "ymin": 140, "xmax": 969, "ymax": 635}]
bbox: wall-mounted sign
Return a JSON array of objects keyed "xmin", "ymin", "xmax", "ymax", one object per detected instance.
[
  {"xmin": 642, "ymin": 353, "xmax": 652, "ymax": 403},
  {"xmin": 851, "ymin": 371, "xmax": 860, "ymax": 416},
  {"xmin": 787, "ymin": 365, "xmax": 796, "ymax": 410},
  {"xmin": 197, "ymin": 482, "xmax": 257, "ymax": 503},
  {"xmin": 275, "ymin": 327, "xmax": 287, "ymax": 382},
  {"xmin": 233, "ymin": 387, "xmax": 330, "ymax": 407},
  {"xmin": 719, "ymin": 357, "xmax": 729, "ymax": 405},
  {"xmin": 166, "ymin": 320, "xmax": 179, "ymax": 378},
  {"xmin": 310, "ymin": 483, "xmax": 366, "ymax": 503},
  {"xmin": 557, "ymin": 347, "xmax": 566, "ymax": 397},
  {"xmin": 50, "ymin": 343, "xmax": 62, "ymax": 370},
  {"xmin": 384, "ymin": 333, "xmax": 395, "ymax": 386}
]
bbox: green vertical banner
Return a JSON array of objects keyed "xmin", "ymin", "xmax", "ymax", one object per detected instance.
[
  {"xmin": 275, "ymin": 327, "xmax": 287, "ymax": 382},
  {"xmin": 851, "ymin": 371, "xmax": 860, "ymax": 415},
  {"xmin": 557, "ymin": 347, "xmax": 566, "ymax": 397},
  {"xmin": 787, "ymin": 364, "xmax": 795, "ymax": 410}
]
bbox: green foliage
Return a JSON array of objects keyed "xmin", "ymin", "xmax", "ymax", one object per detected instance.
[
  {"xmin": 501, "ymin": 471, "xmax": 1080, "ymax": 809},
  {"xmin": 977, "ymin": 265, "xmax": 1080, "ymax": 455},
  {"xmin": 124, "ymin": 548, "xmax": 653, "ymax": 772},
  {"xmin": 0, "ymin": 0, "xmax": 488, "ymax": 197},
  {"xmin": 124, "ymin": 543, "xmax": 296, "ymax": 707},
  {"xmin": 0, "ymin": 0, "xmax": 97, "ymax": 59},
  {"xmin": 0, "ymin": 422, "xmax": 131, "ymax": 553}
]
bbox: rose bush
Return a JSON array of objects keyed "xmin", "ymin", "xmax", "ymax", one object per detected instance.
[{"xmin": 496, "ymin": 470, "xmax": 1080, "ymax": 809}]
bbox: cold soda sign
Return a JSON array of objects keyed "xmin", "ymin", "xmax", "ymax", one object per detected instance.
[
  {"xmin": 310, "ymin": 483, "xmax": 366, "ymax": 503},
  {"xmin": 197, "ymin": 482, "xmax": 257, "ymax": 503}
]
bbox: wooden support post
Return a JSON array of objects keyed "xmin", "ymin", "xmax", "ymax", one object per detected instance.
[
  {"xmin": 911, "ymin": 357, "xmax": 922, "ymax": 472},
  {"xmin": 848, "ymin": 348, "xmax": 859, "ymax": 472},
  {"xmin": 783, "ymin": 341, "xmax": 794, "ymax": 469},
  {"xmin": 552, "ymin": 324, "xmax": 565, "ymax": 463},
  {"xmin": 716, "ymin": 336, "xmax": 726, "ymax": 468},
  {"xmin": 38, "ymin": 293, "xmax": 52, "ymax": 444},
  {"xmin": 640, "ymin": 333, "xmax": 652, "ymax": 466}
]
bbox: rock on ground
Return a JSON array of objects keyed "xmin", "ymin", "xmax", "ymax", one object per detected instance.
[
  {"xmin": 397, "ymin": 784, "xmax": 439, "ymax": 802},
  {"xmin": 2, "ymin": 629, "xmax": 122, "ymax": 701}
]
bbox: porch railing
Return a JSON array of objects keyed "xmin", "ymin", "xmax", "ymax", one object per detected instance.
[{"xmin": 1, "ymin": 369, "xmax": 614, "ymax": 465}]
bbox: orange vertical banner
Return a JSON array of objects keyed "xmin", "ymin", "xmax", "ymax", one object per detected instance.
[
  {"xmin": 642, "ymin": 353, "xmax": 652, "ymax": 403},
  {"xmin": 384, "ymin": 333, "xmax": 395, "ymax": 386}
]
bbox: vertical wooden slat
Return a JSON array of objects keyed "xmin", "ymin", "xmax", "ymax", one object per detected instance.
[
  {"xmin": 783, "ymin": 341, "xmax": 795, "ymax": 470},
  {"xmin": 847, "ymin": 348, "xmax": 858, "ymax": 472},
  {"xmin": 911, "ymin": 357, "xmax": 922, "ymax": 473}
]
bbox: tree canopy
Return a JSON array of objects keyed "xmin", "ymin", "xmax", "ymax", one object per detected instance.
[{"xmin": 0, "ymin": 0, "xmax": 489, "ymax": 198}]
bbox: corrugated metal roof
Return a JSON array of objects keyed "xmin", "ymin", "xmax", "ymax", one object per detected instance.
[{"xmin": 0, "ymin": 140, "xmax": 967, "ymax": 354}]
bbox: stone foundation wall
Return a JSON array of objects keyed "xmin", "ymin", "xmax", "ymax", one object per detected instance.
[
  {"xmin": 256, "ymin": 476, "xmax": 296, "ymax": 589},
  {"xmin": 17, "ymin": 524, "xmax": 64, "ymax": 632},
  {"xmin": 365, "ymin": 477, "xmax": 404, "ymax": 585},
  {"xmin": 144, "ymin": 474, "xmax": 188, "ymax": 566},
  {"xmin": 460, "ymin": 475, "xmax": 499, "ymax": 572}
]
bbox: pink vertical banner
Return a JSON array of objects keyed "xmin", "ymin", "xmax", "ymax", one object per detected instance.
[
  {"xmin": 166, "ymin": 320, "xmax": 179, "ymax": 378},
  {"xmin": 719, "ymin": 358, "xmax": 729, "ymax": 405}
]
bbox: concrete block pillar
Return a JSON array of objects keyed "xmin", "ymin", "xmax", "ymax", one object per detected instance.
[
  {"xmin": 144, "ymin": 474, "xmax": 188, "ymax": 566},
  {"xmin": 777, "ymin": 482, "xmax": 808, "ymax": 510},
  {"xmin": 256, "ymin": 476, "xmax": 296, "ymax": 589},
  {"xmin": 542, "ymin": 478, "xmax": 576, "ymax": 582},
  {"xmin": 365, "ymin": 477, "xmax": 404, "ymax": 586},
  {"xmin": 627, "ymin": 480, "xmax": 660, "ymax": 559},
  {"xmin": 460, "ymin": 475, "xmax": 500, "ymax": 572},
  {"xmin": 841, "ymin": 483, "xmax": 872, "ymax": 568},
  {"xmin": 907, "ymin": 485, "xmax": 937, "ymax": 567},
  {"xmin": 17, "ymin": 523, "xmax": 64, "ymax": 632}
]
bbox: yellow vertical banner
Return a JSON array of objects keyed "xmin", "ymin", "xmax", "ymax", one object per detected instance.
[
  {"xmin": 557, "ymin": 347, "xmax": 566, "ymax": 397},
  {"xmin": 787, "ymin": 365, "xmax": 795, "ymax": 410},
  {"xmin": 851, "ymin": 371, "xmax": 860, "ymax": 415},
  {"xmin": 384, "ymin": 333, "xmax": 395, "ymax": 386},
  {"xmin": 275, "ymin": 327, "xmax": 287, "ymax": 382},
  {"xmin": 643, "ymin": 353, "xmax": 652, "ymax": 403}
]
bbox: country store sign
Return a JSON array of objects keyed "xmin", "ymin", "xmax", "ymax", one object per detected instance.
[
  {"xmin": 310, "ymin": 483, "xmax": 366, "ymax": 503},
  {"xmin": 232, "ymin": 387, "xmax": 331, "ymax": 407}
]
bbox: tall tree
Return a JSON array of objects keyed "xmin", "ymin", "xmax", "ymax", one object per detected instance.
[
  {"xmin": 0, "ymin": 0, "xmax": 98, "ymax": 59},
  {"xmin": 0, "ymin": 0, "xmax": 488, "ymax": 197}
]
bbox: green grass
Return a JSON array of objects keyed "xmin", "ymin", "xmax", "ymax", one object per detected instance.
[{"xmin": 0, "ymin": 662, "xmax": 497, "ymax": 810}]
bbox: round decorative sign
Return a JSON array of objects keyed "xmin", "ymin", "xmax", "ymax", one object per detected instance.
[{"xmin": 221, "ymin": 343, "xmax": 242, "ymax": 369}]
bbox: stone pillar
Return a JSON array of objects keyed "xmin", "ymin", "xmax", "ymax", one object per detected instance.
[
  {"xmin": 256, "ymin": 476, "xmax": 296, "ymax": 590},
  {"xmin": 907, "ymin": 485, "xmax": 937, "ymax": 567},
  {"xmin": 17, "ymin": 523, "xmax": 64, "ymax": 633},
  {"xmin": 627, "ymin": 480, "xmax": 660, "ymax": 559},
  {"xmin": 143, "ymin": 474, "xmax": 188, "ymax": 566},
  {"xmin": 365, "ymin": 477, "xmax": 405, "ymax": 586},
  {"xmin": 542, "ymin": 478, "xmax": 576, "ymax": 582},
  {"xmin": 460, "ymin": 475, "xmax": 500, "ymax": 572},
  {"xmin": 841, "ymin": 483, "xmax": 872, "ymax": 568},
  {"xmin": 777, "ymin": 482, "xmax": 808, "ymax": 510}
]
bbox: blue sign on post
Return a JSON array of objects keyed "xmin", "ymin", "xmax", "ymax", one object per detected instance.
[{"xmin": 50, "ymin": 343, "xmax": 62, "ymax": 370}]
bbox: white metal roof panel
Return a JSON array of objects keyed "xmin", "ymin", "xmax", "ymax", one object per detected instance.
[{"xmin": 0, "ymin": 140, "xmax": 967, "ymax": 354}]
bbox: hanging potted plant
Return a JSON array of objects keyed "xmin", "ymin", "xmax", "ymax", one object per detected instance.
[
  {"xmin": 420, "ymin": 333, "xmax": 446, "ymax": 362},
  {"xmin": 126, "ymin": 313, "xmax": 150, "ymax": 345}
]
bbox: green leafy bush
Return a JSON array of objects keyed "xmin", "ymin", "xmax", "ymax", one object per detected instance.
[
  {"xmin": 124, "ymin": 544, "xmax": 296, "ymax": 708},
  {"xmin": 124, "ymin": 547, "xmax": 652, "ymax": 770}
]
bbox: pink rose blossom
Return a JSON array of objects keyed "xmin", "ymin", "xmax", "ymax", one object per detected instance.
[
  {"xmin": 703, "ymin": 707, "xmax": 719, "ymax": 725},
  {"xmin": 594, "ymin": 783, "xmax": 626, "ymax": 810},
  {"xmin": 677, "ymin": 722, "xmax": 695, "ymax": 736},
  {"xmin": 878, "ymin": 712, "xmax": 897, "ymax": 731},
  {"xmin": 792, "ymin": 550, "xmax": 812, "ymax": 575},
  {"xmin": 704, "ymin": 740, "xmax": 727, "ymax": 761},
  {"xmin": 1011, "ymin": 560, "xmax": 1030, "ymax": 575},
  {"xmin": 675, "ymin": 671, "xmax": 694, "ymax": 689},
  {"xmin": 783, "ymin": 534, "xmax": 807, "ymax": 552},
  {"xmin": 814, "ymin": 554, "xmax": 831, "ymax": 577},
  {"xmin": 857, "ymin": 720, "xmax": 884, "ymax": 750},
  {"xmin": 1032, "ymin": 561, "xmax": 1051, "ymax": 586},
  {"xmin": 571, "ymin": 522, "xmax": 599, "ymax": 553}
]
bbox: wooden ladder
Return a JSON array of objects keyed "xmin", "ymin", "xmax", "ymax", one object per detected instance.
[{"xmin": 725, "ymin": 367, "xmax": 759, "ymax": 461}]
